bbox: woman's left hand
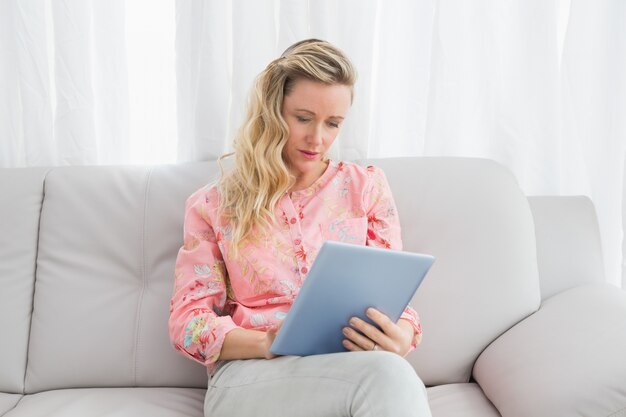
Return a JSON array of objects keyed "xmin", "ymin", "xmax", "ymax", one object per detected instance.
[{"xmin": 342, "ymin": 308, "xmax": 414, "ymax": 357}]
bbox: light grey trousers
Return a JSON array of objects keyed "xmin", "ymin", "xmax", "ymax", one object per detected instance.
[{"xmin": 204, "ymin": 351, "xmax": 432, "ymax": 417}]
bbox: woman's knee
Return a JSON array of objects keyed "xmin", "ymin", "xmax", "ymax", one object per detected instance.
[
  {"xmin": 347, "ymin": 352, "xmax": 430, "ymax": 416},
  {"xmin": 362, "ymin": 352, "xmax": 427, "ymax": 392}
]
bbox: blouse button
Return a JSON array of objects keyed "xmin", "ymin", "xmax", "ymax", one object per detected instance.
[
  {"xmin": 290, "ymin": 217, "xmax": 297, "ymax": 224},
  {"xmin": 301, "ymin": 267, "xmax": 308, "ymax": 274},
  {"xmin": 294, "ymin": 239, "xmax": 301, "ymax": 246}
]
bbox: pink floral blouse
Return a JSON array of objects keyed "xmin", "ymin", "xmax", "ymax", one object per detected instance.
[{"xmin": 169, "ymin": 160, "xmax": 422, "ymax": 373}]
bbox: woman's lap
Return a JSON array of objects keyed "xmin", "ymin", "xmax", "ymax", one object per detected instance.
[{"xmin": 204, "ymin": 351, "xmax": 432, "ymax": 417}]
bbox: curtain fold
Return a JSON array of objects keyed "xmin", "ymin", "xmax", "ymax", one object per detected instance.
[
  {"xmin": 0, "ymin": 0, "xmax": 177, "ymax": 166},
  {"xmin": 0, "ymin": 0, "xmax": 56, "ymax": 166},
  {"xmin": 52, "ymin": 0, "xmax": 98, "ymax": 165},
  {"xmin": 175, "ymin": 1, "xmax": 233, "ymax": 162}
]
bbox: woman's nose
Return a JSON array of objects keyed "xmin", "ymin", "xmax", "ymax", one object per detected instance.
[{"xmin": 307, "ymin": 124, "xmax": 323, "ymax": 145}]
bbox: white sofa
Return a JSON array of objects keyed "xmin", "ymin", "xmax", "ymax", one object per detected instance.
[{"xmin": 1, "ymin": 157, "xmax": 625, "ymax": 417}]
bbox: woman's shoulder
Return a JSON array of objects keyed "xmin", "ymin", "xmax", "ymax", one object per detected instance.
[
  {"xmin": 185, "ymin": 182, "xmax": 220, "ymax": 210},
  {"xmin": 335, "ymin": 160, "xmax": 385, "ymax": 179}
]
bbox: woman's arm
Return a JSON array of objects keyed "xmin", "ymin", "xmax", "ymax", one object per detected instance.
[
  {"xmin": 361, "ymin": 166, "xmax": 423, "ymax": 354},
  {"xmin": 219, "ymin": 322, "xmax": 282, "ymax": 360},
  {"xmin": 169, "ymin": 190, "xmax": 241, "ymax": 367}
]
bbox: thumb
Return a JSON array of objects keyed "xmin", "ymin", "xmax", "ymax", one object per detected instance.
[{"xmin": 269, "ymin": 320, "xmax": 284, "ymax": 334}]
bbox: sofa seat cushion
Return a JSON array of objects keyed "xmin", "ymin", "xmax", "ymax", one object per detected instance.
[
  {"xmin": 3, "ymin": 388, "xmax": 205, "ymax": 417},
  {"xmin": 427, "ymin": 383, "xmax": 500, "ymax": 417},
  {"xmin": 0, "ymin": 393, "xmax": 22, "ymax": 414}
]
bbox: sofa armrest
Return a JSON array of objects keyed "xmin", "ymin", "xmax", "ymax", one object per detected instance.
[{"xmin": 473, "ymin": 284, "xmax": 626, "ymax": 417}]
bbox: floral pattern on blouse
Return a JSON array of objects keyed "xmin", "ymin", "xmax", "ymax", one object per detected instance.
[{"xmin": 169, "ymin": 160, "xmax": 423, "ymax": 373}]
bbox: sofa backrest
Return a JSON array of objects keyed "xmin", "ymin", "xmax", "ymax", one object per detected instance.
[
  {"xmin": 369, "ymin": 157, "xmax": 541, "ymax": 385},
  {"xmin": 23, "ymin": 163, "xmax": 213, "ymax": 392},
  {"xmin": 528, "ymin": 196, "xmax": 605, "ymax": 301},
  {"xmin": 0, "ymin": 157, "xmax": 553, "ymax": 392},
  {"xmin": 0, "ymin": 168, "xmax": 49, "ymax": 394}
]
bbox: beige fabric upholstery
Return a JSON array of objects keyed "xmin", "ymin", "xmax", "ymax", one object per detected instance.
[
  {"xmin": 0, "ymin": 168, "xmax": 49, "ymax": 393},
  {"xmin": 2, "ymin": 388, "xmax": 205, "ymax": 417},
  {"xmin": 474, "ymin": 284, "xmax": 626, "ymax": 417},
  {"xmin": 528, "ymin": 196, "xmax": 605, "ymax": 300},
  {"xmin": 427, "ymin": 383, "xmax": 500, "ymax": 417},
  {"xmin": 370, "ymin": 157, "xmax": 541, "ymax": 385}
]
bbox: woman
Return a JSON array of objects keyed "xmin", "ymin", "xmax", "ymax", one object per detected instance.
[{"xmin": 169, "ymin": 39, "xmax": 432, "ymax": 417}]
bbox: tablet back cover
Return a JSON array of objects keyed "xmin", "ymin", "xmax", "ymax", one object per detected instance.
[{"xmin": 270, "ymin": 241, "xmax": 435, "ymax": 356}]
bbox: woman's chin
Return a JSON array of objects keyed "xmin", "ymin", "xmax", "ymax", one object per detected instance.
[{"xmin": 289, "ymin": 160, "xmax": 323, "ymax": 176}]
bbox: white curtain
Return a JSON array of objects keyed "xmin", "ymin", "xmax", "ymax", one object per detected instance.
[
  {"xmin": 2, "ymin": 0, "xmax": 626, "ymax": 287},
  {"xmin": 0, "ymin": 0, "xmax": 176, "ymax": 166}
]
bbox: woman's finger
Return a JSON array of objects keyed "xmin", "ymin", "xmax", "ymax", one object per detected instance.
[
  {"xmin": 343, "ymin": 325, "xmax": 379, "ymax": 351},
  {"xmin": 347, "ymin": 316, "xmax": 393, "ymax": 351},
  {"xmin": 342, "ymin": 338, "xmax": 365, "ymax": 352},
  {"xmin": 365, "ymin": 308, "xmax": 404, "ymax": 340}
]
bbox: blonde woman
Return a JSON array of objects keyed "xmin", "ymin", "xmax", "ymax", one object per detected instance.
[{"xmin": 169, "ymin": 39, "xmax": 432, "ymax": 417}]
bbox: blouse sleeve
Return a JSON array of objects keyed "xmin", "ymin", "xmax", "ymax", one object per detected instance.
[
  {"xmin": 168, "ymin": 189, "xmax": 240, "ymax": 367},
  {"xmin": 363, "ymin": 166, "xmax": 423, "ymax": 352}
]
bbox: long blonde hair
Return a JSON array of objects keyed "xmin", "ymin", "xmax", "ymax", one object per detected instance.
[{"xmin": 217, "ymin": 39, "xmax": 356, "ymax": 254}]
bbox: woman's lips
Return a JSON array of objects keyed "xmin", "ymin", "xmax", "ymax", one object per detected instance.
[{"xmin": 299, "ymin": 150, "xmax": 319, "ymax": 160}]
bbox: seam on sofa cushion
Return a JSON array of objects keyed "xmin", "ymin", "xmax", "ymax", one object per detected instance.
[
  {"xmin": 132, "ymin": 167, "xmax": 153, "ymax": 386},
  {"xmin": 470, "ymin": 301, "xmax": 540, "ymax": 382},
  {"xmin": 22, "ymin": 167, "xmax": 54, "ymax": 394}
]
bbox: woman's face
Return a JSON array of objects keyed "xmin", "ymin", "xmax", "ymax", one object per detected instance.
[{"xmin": 281, "ymin": 78, "xmax": 352, "ymax": 182}]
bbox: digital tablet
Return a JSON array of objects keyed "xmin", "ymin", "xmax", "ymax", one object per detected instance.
[{"xmin": 270, "ymin": 241, "xmax": 435, "ymax": 356}]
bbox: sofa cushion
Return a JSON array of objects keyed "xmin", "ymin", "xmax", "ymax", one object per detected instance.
[
  {"xmin": 473, "ymin": 284, "xmax": 626, "ymax": 417},
  {"xmin": 25, "ymin": 165, "xmax": 212, "ymax": 392},
  {"xmin": 0, "ymin": 393, "xmax": 22, "ymax": 415},
  {"xmin": 3, "ymin": 388, "xmax": 205, "ymax": 417},
  {"xmin": 427, "ymin": 383, "xmax": 500, "ymax": 417},
  {"xmin": 369, "ymin": 157, "xmax": 541, "ymax": 385},
  {"xmin": 0, "ymin": 168, "xmax": 49, "ymax": 393}
]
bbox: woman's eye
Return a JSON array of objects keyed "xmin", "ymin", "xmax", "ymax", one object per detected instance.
[
  {"xmin": 296, "ymin": 116, "xmax": 310, "ymax": 123},
  {"xmin": 328, "ymin": 122, "xmax": 340, "ymax": 128}
]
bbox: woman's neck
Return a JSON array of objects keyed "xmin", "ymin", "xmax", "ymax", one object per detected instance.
[{"xmin": 290, "ymin": 160, "xmax": 329, "ymax": 192}]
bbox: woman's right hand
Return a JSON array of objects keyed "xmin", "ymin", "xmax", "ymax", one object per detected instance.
[
  {"xmin": 219, "ymin": 323, "xmax": 284, "ymax": 361},
  {"xmin": 263, "ymin": 321, "xmax": 283, "ymax": 359}
]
